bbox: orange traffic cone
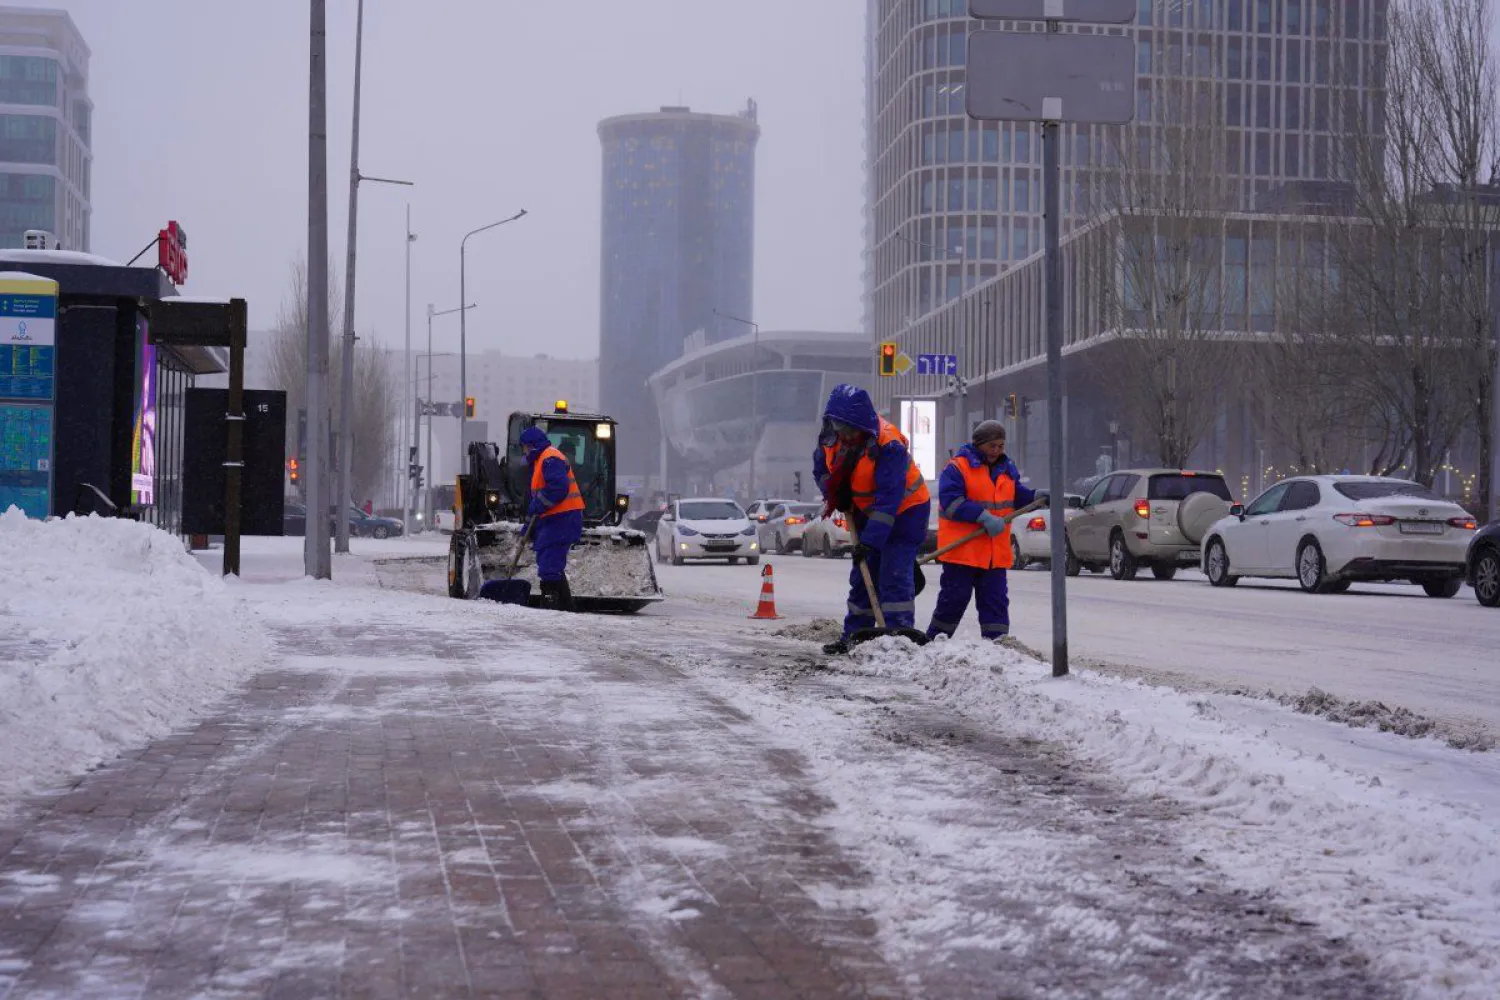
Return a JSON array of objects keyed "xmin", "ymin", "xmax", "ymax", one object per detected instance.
[{"xmin": 749, "ymin": 563, "xmax": 782, "ymax": 620}]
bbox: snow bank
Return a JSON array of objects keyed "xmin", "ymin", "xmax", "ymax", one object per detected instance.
[
  {"xmin": 0, "ymin": 510, "xmax": 267, "ymax": 805},
  {"xmin": 849, "ymin": 637, "xmax": 1500, "ymax": 999}
]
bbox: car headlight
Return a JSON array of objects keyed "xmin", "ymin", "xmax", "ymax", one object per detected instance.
[
  {"xmin": 740, "ymin": 526, "xmax": 756, "ymax": 536},
  {"xmin": 677, "ymin": 526, "xmax": 700, "ymax": 537}
]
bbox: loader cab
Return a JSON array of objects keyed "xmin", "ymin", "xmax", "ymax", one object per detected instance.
[{"xmin": 503, "ymin": 407, "xmax": 623, "ymax": 526}]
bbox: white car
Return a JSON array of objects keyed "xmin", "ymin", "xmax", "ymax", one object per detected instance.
[
  {"xmin": 801, "ymin": 509, "xmax": 852, "ymax": 558},
  {"xmin": 1201, "ymin": 475, "xmax": 1477, "ymax": 596},
  {"xmin": 654, "ymin": 497, "xmax": 760, "ymax": 565},
  {"xmin": 1013, "ymin": 492, "xmax": 1085, "ymax": 569}
]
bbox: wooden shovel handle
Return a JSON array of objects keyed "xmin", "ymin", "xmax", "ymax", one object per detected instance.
[
  {"xmin": 917, "ymin": 497, "xmax": 1048, "ymax": 566},
  {"xmin": 847, "ymin": 520, "xmax": 887, "ymax": 629}
]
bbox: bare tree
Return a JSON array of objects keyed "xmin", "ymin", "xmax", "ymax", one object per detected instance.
[
  {"xmin": 1329, "ymin": 0, "xmax": 1493, "ymax": 489},
  {"xmin": 1091, "ymin": 69, "xmax": 1235, "ymax": 468},
  {"xmin": 264, "ymin": 257, "xmax": 399, "ymax": 505}
]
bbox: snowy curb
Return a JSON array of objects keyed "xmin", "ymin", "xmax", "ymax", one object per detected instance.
[{"xmin": 0, "ymin": 510, "xmax": 269, "ymax": 806}]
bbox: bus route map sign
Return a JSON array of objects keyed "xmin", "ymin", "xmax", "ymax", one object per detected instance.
[{"xmin": 0, "ymin": 272, "xmax": 58, "ymax": 518}]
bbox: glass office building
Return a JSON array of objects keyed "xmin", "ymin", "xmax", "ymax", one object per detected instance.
[
  {"xmin": 598, "ymin": 103, "xmax": 760, "ymax": 481},
  {"xmin": 0, "ymin": 8, "xmax": 91, "ymax": 251}
]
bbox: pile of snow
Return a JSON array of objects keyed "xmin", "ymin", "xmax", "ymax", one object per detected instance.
[
  {"xmin": 847, "ymin": 637, "xmax": 1500, "ymax": 998},
  {"xmin": 0, "ymin": 510, "xmax": 267, "ymax": 805}
]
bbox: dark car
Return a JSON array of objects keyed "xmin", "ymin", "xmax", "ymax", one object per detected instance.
[
  {"xmin": 345, "ymin": 507, "xmax": 403, "ymax": 539},
  {"xmin": 1466, "ymin": 521, "xmax": 1500, "ymax": 607},
  {"xmin": 284, "ymin": 502, "xmax": 307, "ymax": 536}
]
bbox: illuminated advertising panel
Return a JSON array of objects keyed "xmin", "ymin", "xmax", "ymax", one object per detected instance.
[
  {"xmin": 131, "ymin": 319, "xmax": 157, "ymax": 506},
  {"xmin": 0, "ymin": 273, "xmax": 57, "ymax": 517}
]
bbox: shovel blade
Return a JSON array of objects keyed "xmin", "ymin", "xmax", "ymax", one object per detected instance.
[
  {"xmin": 849, "ymin": 626, "xmax": 930, "ymax": 647},
  {"xmin": 479, "ymin": 578, "xmax": 532, "ymax": 605}
]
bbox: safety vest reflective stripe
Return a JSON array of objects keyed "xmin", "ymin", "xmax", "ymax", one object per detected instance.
[{"xmin": 530, "ymin": 447, "xmax": 585, "ymax": 517}]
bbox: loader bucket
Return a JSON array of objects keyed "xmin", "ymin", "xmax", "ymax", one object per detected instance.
[{"xmin": 470, "ymin": 522, "xmax": 664, "ymax": 613}]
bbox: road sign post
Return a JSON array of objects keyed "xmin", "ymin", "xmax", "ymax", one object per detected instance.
[{"xmin": 966, "ymin": 2, "xmax": 1135, "ymax": 678}]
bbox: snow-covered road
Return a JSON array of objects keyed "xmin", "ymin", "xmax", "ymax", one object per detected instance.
[{"xmin": 646, "ymin": 553, "xmax": 1500, "ymax": 743}]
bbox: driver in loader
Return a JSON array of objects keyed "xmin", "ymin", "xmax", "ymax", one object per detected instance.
[{"xmin": 520, "ymin": 425, "xmax": 584, "ymax": 611}]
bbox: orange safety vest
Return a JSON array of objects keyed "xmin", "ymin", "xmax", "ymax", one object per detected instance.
[
  {"xmin": 822, "ymin": 418, "xmax": 929, "ymax": 518},
  {"xmin": 529, "ymin": 446, "xmax": 585, "ymax": 517},
  {"xmin": 936, "ymin": 457, "xmax": 1016, "ymax": 569}
]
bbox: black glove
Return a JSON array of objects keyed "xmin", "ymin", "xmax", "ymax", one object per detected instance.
[{"xmin": 852, "ymin": 542, "xmax": 874, "ymax": 565}]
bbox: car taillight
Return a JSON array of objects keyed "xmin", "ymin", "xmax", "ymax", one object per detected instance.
[
  {"xmin": 834, "ymin": 515, "xmax": 845, "ymax": 527},
  {"xmin": 1134, "ymin": 499, "xmax": 1151, "ymax": 519},
  {"xmin": 1449, "ymin": 517, "xmax": 1478, "ymax": 530},
  {"xmin": 785, "ymin": 516, "xmax": 805, "ymax": 525},
  {"xmin": 1333, "ymin": 513, "xmax": 1396, "ymax": 527},
  {"xmin": 1026, "ymin": 516, "xmax": 1046, "ymax": 531}
]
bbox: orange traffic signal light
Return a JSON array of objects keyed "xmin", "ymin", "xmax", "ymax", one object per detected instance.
[
  {"xmin": 464, "ymin": 396, "xmax": 476, "ymax": 418},
  {"xmin": 287, "ymin": 457, "xmax": 300, "ymax": 484},
  {"xmin": 878, "ymin": 341, "xmax": 898, "ymax": 377}
]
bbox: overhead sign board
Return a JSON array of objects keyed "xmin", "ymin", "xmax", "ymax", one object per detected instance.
[
  {"xmin": 916, "ymin": 353, "xmax": 959, "ymax": 376},
  {"xmin": 966, "ymin": 30, "xmax": 1135, "ymax": 124},
  {"xmin": 968, "ymin": 0, "xmax": 1136, "ymax": 22}
]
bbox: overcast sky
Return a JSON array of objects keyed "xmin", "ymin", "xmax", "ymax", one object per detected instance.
[{"xmin": 56, "ymin": 0, "xmax": 866, "ymax": 359}]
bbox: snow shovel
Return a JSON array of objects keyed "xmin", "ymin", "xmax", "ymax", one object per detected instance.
[
  {"xmin": 846, "ymin": 520, "xmax": 930, "ymax": 648},
  {"xmin": 479, "ymin": 518, "xmax": 535, "ymax": 605},
  {"xmin": 916, "ymin": 498, "xmax": 1048, "ymax": 567}
]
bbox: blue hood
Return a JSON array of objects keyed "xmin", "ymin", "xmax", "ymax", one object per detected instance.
[
  {"xmin": 822, "ymin": 384, "xmax": 881, "ymax": 436},
  {"xmin": 519, "ymin": 426, "xmax": 550, "ymax": 455},
  {"xmin": 954, "ymin": 443, "xmax": 986, "ymax": 468}
]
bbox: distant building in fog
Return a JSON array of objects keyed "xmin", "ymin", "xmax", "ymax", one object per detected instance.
[
  {"xmin": 0, "ymin": 6, "xmax": 90, "ymax": 251},
  {"xmin": 597, "ymin": 101, "xmax": 760, "ymax": 485}
]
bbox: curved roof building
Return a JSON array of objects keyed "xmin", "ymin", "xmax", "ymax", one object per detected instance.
[{"xmin": 647, "ymin": 329, "xmax": 867, "ymax": 499}]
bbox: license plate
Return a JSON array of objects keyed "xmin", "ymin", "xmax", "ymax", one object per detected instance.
[
  {"xmin": 1399, "ymin": 521, "xmax": 1443, "ymax": 535},
  {"xmin": 704, "ymin": 542, "xmax": 736, "ymax": 549}
]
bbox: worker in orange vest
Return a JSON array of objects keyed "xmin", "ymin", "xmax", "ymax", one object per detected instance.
[
  {"xmin": 520, "ymin": 425, "xmax": 585, "ymax": 611},
  {"xmin": 926, "ymin": 420, "xmax": 1035, "ymax": 642},
  {"xmin": 814, "ymin": 384, "xmax": 930, "ymax": 654}
]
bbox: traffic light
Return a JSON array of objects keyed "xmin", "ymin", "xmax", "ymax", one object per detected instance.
[
  {"xmin": 878, "ymin": 341, "xmax": 898, "ymax": 377},
  {"xmin": 464, "ymin": 396, "xmax": 476, "ymax": 418},
  {"xmin": 287, "ymin": 457, "xmax": 300, "ymax": 484},
  {"xmin": 1004, "ymin": 392, "xmax": 1020, "ymax": 418},
  {"xmin": 408, "ymin": 463, "xmax": 423, "ymax": 488},
  {"xmin": 793, "ymin": 471, "xmax": 803, "ymax": 496}
]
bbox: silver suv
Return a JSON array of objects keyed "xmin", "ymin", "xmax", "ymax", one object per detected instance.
[{"xmin": 1064, "ymin": 469, "xmax": 1233, "ymax": 580}]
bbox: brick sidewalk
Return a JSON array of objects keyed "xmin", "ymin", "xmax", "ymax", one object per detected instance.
[{"xmin": 0, "ymin": 614, "xmax": 910, "ymax": 999}]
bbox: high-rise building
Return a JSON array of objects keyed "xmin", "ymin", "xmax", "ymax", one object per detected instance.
[
  {"xmin": 0, "ymin": 6, "xmax": 89, "ymax": 251},
  {"xmin": 863, "ymin": 1, "xmax": 1387, "ymax": 486},
  {"xmin": 598, "ymin": 102, "xmax": 760, "ymax": 482}
]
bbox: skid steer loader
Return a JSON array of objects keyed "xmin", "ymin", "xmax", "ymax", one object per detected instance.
[{"xmin": 445, "ymin": 403, "xmax": 663, "ymax": 612}]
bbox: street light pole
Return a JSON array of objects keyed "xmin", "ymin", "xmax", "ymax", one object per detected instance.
[
  {"xmin": 402, "ymin": 205, "xmax": 416, "ymax": 535},
  {"xmin": 459, "ymin": 211, "xmax": 528, "ymax": 462},
  {"xmin": 336, "ymin": 0, "xmax": 413, "ymax": 553},
  {"xmin": 715, "ymin": 309, "xmax": 760, "ymax": 500},
  {"xmin": 305, "ymin": 0, "xmax": 331, "ymax": 579}
]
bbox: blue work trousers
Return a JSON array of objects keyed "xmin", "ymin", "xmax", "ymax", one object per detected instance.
[
  {"xmin": 842, "ymin": 503, "xmax": 928, "ymax": 638},
  {"xmin": 531, "ymin": 510, "xmax": 583, "ymax": 583},
  {"xmin": 926, "ymin": 564, "xmax": 1010, "ymax": 639}
]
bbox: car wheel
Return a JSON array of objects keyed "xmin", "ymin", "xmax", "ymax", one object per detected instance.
[
  {"xmin": 1421, "ymin": 577, "xmax": 1462, "ymax": 599},
  {"xmin": 1324, "ymin": 580, "xmax": 1351, "ymax": 594},
  {"xmin": 373, "ymin": 525, "xmax": 390, "ymax": 539},
  {"xmin": 823, "ymin": 536, "xmax": 834, "ymax": 558},
  {"xmin": 1064, "ymin": 540, "xmax": 1081, "ymax": 577},
  {"xmin": 1011, "ymin": 537, "xmax": 1029, "ymax": 571},
  {"xmin": 747, "ymin": 556, "xmax": 760, "ymax": 566},
  {"xmin": 1108, "ymin": 532, "xmax": 1138, "ymax": 581},
  {"xmin": 1474, "ymin": 550, "xmax": 1500, "ymax": 607},
  {"xmin": 671, "ymin": 542, "xmax": 684, "ymax": 567},
  {"xmin": 1296, "ymin": 538, "xmax": 1330, "ymax": 593},
  {"xmin": 802, "ymin": 534, "xmax": 815, "ymax": 558},
  {"xmin": 1151, "ymin": 563, "xmax": 1178, "ymax": 581},
  {"xmin": 728, "ymin": 557, "xmax": 739, "ymax": 565},
  {"xmin": 1205, "ymin": 538, "xmax": 1238, "ymax": 588}
]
